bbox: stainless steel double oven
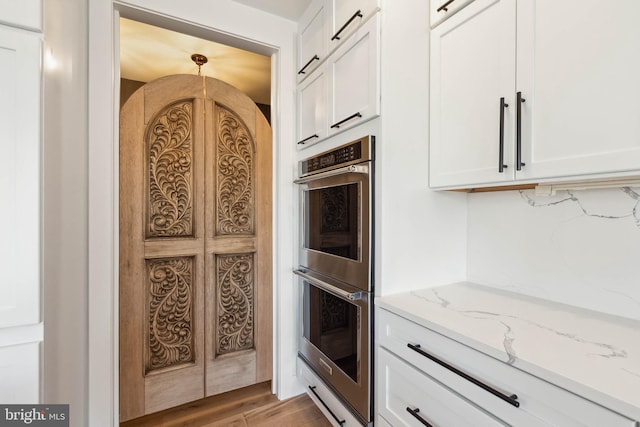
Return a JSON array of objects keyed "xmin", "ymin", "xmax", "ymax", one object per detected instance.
[{"xmin": 294, "ymin": 136, "xmax": 374, "ymax": 425}]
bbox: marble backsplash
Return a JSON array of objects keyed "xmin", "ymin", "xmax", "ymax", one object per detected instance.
[{"xmin": 467, "ymin": 186, "xmax": 640, "ymax": 321}]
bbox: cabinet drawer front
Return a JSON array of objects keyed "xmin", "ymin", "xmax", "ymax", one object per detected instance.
[
  {"xmin": 430, "ymin": 0, "xmax": 475, "ymax": 28},
  {"xmin": 298, "ymin": 357, "xmax": 364, "ymax": 427},
  {"xmin": 377, "ymin": 308, "xmax": 635, "ymax": 427},
  {"xmin": 378, "ymin": 348, "xmax": 507, "ymax": 427}
]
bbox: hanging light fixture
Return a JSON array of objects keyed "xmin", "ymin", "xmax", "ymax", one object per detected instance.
[{"xmin": 190, "ymin": 53, "xmax": 208, "ymax": 76}]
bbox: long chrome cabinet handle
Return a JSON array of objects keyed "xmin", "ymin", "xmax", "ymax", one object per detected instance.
[
  {"xmin": 437, "ymin": 0, "xmax": 456, "ymax": 12},
  {"xmin": 330, "ymin": 112, "xmax": 362, "ymax": 129},
  {"xmin": 499, "ymin": 97, "xmax": 508, "ymax": 173},
  {"xmin": 308, "ymin": 385, "xmax": 346, "ymax": 426},
  {"xmin": 407, "ymin": 343, "xmax": 520, "ymax": 408},
  {"xmin": 293, "ymin": 164, "xmax": 369, "ymax": 184},
  {"xmin": 331, "ymin": 10, "xmax": 363, "ymax": 41},
  {"xmin": 516, "ymin": 91, "xmax": 526, "ymax": 170},
  {"xmin": 298, "ymin": 55, "xmax": 319, "ymax": 75},
  {"xmin": 406, "ymin": 407, "xmax": 434, "ymax": 427}
]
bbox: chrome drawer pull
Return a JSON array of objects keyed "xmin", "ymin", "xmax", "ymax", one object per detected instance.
[
  {"xmin": 308, "ymin": 385, "xmax": 345, "ymax": 425},
  {"xmin": 407, "ymin": 343, "xmax": 520, "ymax": 408},
  {"xmin": 406, "ymin": 407, "xmax": 434, "ymax": 427}
]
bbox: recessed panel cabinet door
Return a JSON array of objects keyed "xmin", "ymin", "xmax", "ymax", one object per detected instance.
[
  {"xmin": 516, "ymin": 0, "xmax": 640, "ymax": 181},
  {"xmin": 0, "ymin": 26, "xmax": 40, "ymax": 329},
  {"xmin": 329, "ymin": 14, "xmax": 380, "ymax": 135},
  {"xmin": 297, "ymin": 65, "xmax": 327, "ymax": 146},
  {"xmin": 297, "ymin": 0, "xmax": 327, "ymax": 83},
  {"xmin": 430, "ymin": 0, "xmax": 516, "ymax": 188}
]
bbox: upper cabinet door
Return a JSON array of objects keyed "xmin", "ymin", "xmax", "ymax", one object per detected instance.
[
  {"xmin": 297, "ymin": 0, "xmax": 328, "ymax": 83},
  {"xmin": 0, "ymin": 25, "xmax": 41, "ymax": 328},
  {"xmin": 329, "ymin": 0, "xmax": 379, "ymax": 51},
  {"xmin": 297, "ymin": 64, "xmax": 327, "ymax": 146},
  {"xmin": 430, "ymin": 0, "xmax": 516, "ymax": 188},
  {"xmin": 328, "ymin": 13, "xmax": 380, "ymax": 136},
  {"xmin": 430, "ymin": 0, "xmax": 476, "ymax": 28},
  {"xmin": 516, "ymin": 0, "xmax": 640, "ymax": 181},
  {"xmin": 0, "ymin": 0, "xmax": 42, "ymax": 31}
]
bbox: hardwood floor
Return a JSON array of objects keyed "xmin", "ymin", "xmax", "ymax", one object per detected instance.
[{"xmin": 121, "ymin": 382, "xmax": 332, "ymax": 427}]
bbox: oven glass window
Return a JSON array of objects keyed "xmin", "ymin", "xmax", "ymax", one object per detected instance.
[
  {"xmin": 302, "ymin": 281, "xmax": 359, "ymax": 382},
  {"xmin": 304, "ymin": 183, "xmax": 359, "ymax": 260}
]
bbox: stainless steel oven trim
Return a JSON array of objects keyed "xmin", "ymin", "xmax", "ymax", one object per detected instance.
[
  {"xmin": 294, "ymin": 269, "xmax": 365, "ymax": 301},
  {"xmin": 297, "ymin": 272, "xmax": 371, "ymax": 422},
  {"xmin": 297, "ymin": 170, "xmax": 372, "ymax": 290},
  {"xmin": 297, "ymin": 135, "xmax": 374, "ymax": 178},
  {"xmin": 294, "ymin": 164, "xmax": 369, "ymax": 184}
]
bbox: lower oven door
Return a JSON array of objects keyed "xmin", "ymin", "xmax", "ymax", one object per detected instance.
[{"xmin": 295, "ymin": 268, "xmax": 371, "ymax": 423}]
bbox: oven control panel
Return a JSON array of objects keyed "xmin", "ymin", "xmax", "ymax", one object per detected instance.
[{"xmin": 299, "ymin": 135, "xmax": 373, "ymax": 176}]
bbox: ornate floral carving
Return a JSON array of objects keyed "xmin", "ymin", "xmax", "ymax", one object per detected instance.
[
  {"xmin": 216, "ymin": 254, "xmax": 254, "ymax": 355},
  {"xmin": 147, "ymin": 101, "xmax": 193, "ymax": 237},
  {"xmin": 216, "ymin": 106, "xmax": 255, "ymax": 235},
  {"xmin": 146, "ymin": 257, "xmax": 194, "ymax": 373}
]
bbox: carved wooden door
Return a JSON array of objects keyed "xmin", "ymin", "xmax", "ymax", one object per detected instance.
[{"xmin": 119, "ymin": 74, "xmax": 272, "ymax": 422}]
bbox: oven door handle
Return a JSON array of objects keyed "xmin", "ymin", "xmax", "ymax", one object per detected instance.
[
  {"xmin": 294, "ymin": 164, "xmax": 369, "ymax": 184},
  {"xmin": 294, "ymin": 269, "xmax": 365, "ymax": 301}
]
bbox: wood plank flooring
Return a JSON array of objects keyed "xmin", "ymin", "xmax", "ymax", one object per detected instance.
[{"xmin": 121, "ymin": 382, "xmax": 332, "ymax": 427}]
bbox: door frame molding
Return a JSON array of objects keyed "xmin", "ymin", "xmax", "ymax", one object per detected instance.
[{"xmin": 88, "ymin": 1, "xmax": 299, "ymax": 424}]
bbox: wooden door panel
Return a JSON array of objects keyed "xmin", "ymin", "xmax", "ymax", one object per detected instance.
[
  {"xmin": 121, "ymin": 76, "xmax": 206, "ymax": 421},
  {"xmin": 144, "ymin": 254, "xmax": 205, "ymax": 414},
  {"xmin": 202, "ymin": 94, "xmax": 272, "ymax": 397},
  {"xmin": 254, "ymin": 111, "xmax": 273, "ymax": 383},
  {"xmin": 121, "ymin": 74, "xmax": 272, "ymax": 420}
]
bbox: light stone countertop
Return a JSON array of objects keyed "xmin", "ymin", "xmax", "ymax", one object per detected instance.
[{"xmin": 375, "ymin": 282, "xmax": 640, "ymax": 421}]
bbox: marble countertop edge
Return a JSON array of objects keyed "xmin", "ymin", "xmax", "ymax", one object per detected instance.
[{"xmin": 375, "ymin": 283, "xmax": 640, "ymax": 422}]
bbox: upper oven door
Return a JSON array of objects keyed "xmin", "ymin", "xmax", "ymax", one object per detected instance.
[{"xmin": 296, "ymin": 163, "xmax": 371, "ymax": 290}]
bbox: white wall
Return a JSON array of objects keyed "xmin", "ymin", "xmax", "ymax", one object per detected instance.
[
  {"xmin": 43, "ymin": 0, "xmax": 88, "ymax": 425},
  {"xmin": 377, "ymin": 0, "xmax": 467, "ymax": 295},
  {"xmin": 468, "ymin": 187, "xmax": 640, "ymax": 321},
  {"xmin": 88, "ymin": 1, "xmax": 299, "ymax": 424}
]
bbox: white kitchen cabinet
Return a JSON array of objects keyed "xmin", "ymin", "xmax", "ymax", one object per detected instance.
[
  {"xmin": 430, "ymin": 0, "xmax": 515, "ymax": 188},
  {"xmin": 297, "ymin": 13, "xmax": 380, "ymax": 147},
  {"xmin": 328, "ymin": 13, "xmax": 380, "ymax": 136},
  {"xmin": 328, "ymin": 0, "xmax": 379, "ymax": 52},
  {"xmin": 0, "ymin": 0, "xmax": 42, "ymax": 31},
  {"xmin": 430, "ymin": 0, "xmax": 475, "ymax": 28},
  {"xmin": 378, "ymin": 347, "xmax": 508, "ymax": 427},
  {"xmin": 377, "ymin": 307, "xmax": 637, "ymax": 427},
  {"xmin": 0, "ymin": 24, "xmax": 41, "ymax": 329},
  {"xmin": 430, "ymin": 0, "xmax": 640, "ymax": 189},
  {"xmin": 0, "ymin": 13, "xmax": 42, "ymax": 406},
  {"xmin": 297, "ymin": 0, "xmax": 328, "ymax": 83},
  {"xmin": 516, "ymin": 0, "xmax": 640, "ymax": 182},
  {"xmin": 297, "ymin": 0, "xmax": 379, "ymax": 84},
  {"xmin": 297, "ymin": 64, "xmax": 328, "ymax": 146}
]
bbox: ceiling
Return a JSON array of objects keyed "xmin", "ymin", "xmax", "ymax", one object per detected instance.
[
  {"xmin": 120, "ymin": 18, "xmax": 273, "ymax": 104},
  {"xmin": 232, "ymin": 0, "xmax": 311, "ymax": 21},
  {"xmin": 119, "ymin": 2, "xmax": 311, "ymax": 105}
]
